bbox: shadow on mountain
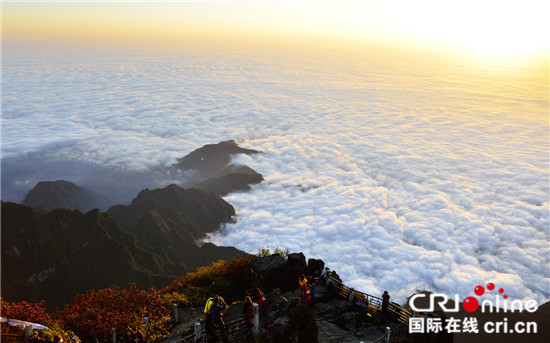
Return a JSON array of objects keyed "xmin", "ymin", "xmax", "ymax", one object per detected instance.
[
  {"xmin": 2, "ymin": 185, "xmax": 248, "ymax": 311},
  {"xmin": 106, "ymin": 184, "xmax": 247, "ymax": 269},
  {"xmin": 1, "ymin": 201, "xmax": 190, "ymax": 311}
]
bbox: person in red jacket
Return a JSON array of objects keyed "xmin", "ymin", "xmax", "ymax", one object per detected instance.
[
  {"xmin": 243, "ymin": 296, "xmax": 253, "ymax": 327},
  {"xmin": 299, "ymin": 274, "xmax": 308, "ymax": 298},
  {"xmin": 252, "ymin": 288, "xmax": 265, "ymax": 309},
  {"xmin": 305, "ymin": 290, "xmax": 313, "ymax": 305}
]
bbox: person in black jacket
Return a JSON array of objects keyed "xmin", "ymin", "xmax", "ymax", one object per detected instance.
[
  {"xmin": 382, "ymin": 291, "xmax": 390, "ymax": 313},
  {"xmin": 131, "ymin": 327, "xmax": 144, "ymax": 343},
  {"xmin": 212, "ymin": 296, "xmax": 227, "ymax": 342}
]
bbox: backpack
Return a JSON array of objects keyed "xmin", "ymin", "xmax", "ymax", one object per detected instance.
[{"xmin": 204, "ymin": 297, "xmax": 214, "ymax": 314}]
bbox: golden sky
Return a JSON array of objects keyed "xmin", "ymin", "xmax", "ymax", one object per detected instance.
[{"xmin": 3, "ymin": 0, "xmax": 549, "ymax": 60}]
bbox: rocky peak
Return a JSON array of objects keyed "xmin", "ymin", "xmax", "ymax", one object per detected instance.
[{"xmin": 171, "ymin": 140, "xmax": 264, "ymax": 195}]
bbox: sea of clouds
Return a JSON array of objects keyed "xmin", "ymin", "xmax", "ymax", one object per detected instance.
[{"xmin": 2, "ymin": 47, "xmax": 548, "ymax": 305}]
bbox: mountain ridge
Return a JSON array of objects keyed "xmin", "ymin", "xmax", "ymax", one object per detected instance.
[{"xmin": 106, "ymin": 184, "xmax": 246, "ymax": 269}]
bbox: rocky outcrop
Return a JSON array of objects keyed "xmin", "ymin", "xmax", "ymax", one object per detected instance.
[
  {"xmin": 307, "ymin": 258, "xmax": 325, "ymax": 278},
  {"xmin": 249, "ymin": 254, "xmax": 296, "ymax": 293},
  {"xmin": 287, "ymin": 252, "xmax": 308, "ymax": 275},
  {"xmin": 248, "ymin": 252, "xmax": 312, "ymax": 295}
]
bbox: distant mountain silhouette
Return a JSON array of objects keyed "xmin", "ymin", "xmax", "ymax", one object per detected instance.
[
  {"xmin": 1, "ymin": 201, "xmax": 190, "ymax": 311},
  {"xmin": 22, "ymin": 180, "xmax": 106, "ymax": 212},
  {"xmin": 19, "ymin": 141, "xmax": 264, "ymax": 213},
  {"xmin": 172, "ymin": 140, "xmax": 264, "ymax": 195},
  {"xmin": 174, "ymin": 140, "xmax": 260, "ymax": 175},
  {"xmin": 106, "ymin": 184, "xmax": 246, "ymax": 269}
]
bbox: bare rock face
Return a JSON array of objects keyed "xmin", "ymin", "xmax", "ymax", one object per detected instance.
[
  {"xmin": 248, "ymin": 252, "xmax": 311, "ymax": 295},
  {"xmin": 256, "ymin": 289, "xmax": 318, "ymax": 343},
  {"xmin": 287, "ymin": 252, "xmax": 308, "ymax": 276},
  {"xmin": 249, "ymin": 254, "xmax": 302, "ymax": 294},
  {"xmin": 307, "ymin": 258, "xmax": 325, "ymax": 278}
]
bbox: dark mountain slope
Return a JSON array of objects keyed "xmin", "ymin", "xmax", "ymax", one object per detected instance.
[
  {"xmin": 106, "ymin": 184, "xmax": 246, "ymax": 268},
  {"xmin": 1, "ymin": 201, "xmax": 190, "ymax": 311}
]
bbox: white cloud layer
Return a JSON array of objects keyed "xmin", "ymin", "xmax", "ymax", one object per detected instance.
[{"xmin": 2, "ymin": 47, "xmax": 548, "ymax": 305}]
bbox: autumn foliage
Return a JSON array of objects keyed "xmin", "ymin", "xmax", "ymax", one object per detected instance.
[
  {"xmin": 1, "ymin": 256, "xmax": 257, "ymax": 342},
  {"xmin": 57, "ymin": 284, "xmax": 170, "ymax": 342},
  {"xmin": 1, "ymin": 299, "xmax": 55, "ymax": 335},
  {"xmin": 1, "ymin": 299, "xmax": 53, "ymax": 324},
  {"xmin": 163, "ymin": 256, "xmax": 256, "ymax": 306}
]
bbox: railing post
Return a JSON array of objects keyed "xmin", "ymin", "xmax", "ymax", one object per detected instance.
[
  {"xmin": 385, "ymin": 327, "xmax": 391, "ymax": 343},
  {"xmin": 365, "ymin": 295, "xmax": 371, "ymax": 310},
  {"xmin": 348, "ymin": 288, "xmax": 355, "ymax": 302},
  {"xmin": 111, "ymin": 328, "xmax": 116, "ymax": 343},
  {"xmin": 173, "ymin": 303, "xmax": 179, "ymax": 324},
  {"xmin": 144, "ymin": 317, "xmax": 149, "ymax": 336},
  {"xmin": 25, "ymin": 325, "xmax": 33, "ymax": 337},
  {"xmin": 252, "ymin": 303, "xmax": 260, "ymax": 336},
  {"xmin": 193, "ymin": 322, "xmax": 201, "ymax": 342}
]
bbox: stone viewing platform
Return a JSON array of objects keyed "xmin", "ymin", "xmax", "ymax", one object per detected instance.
[{"xmin": 156, "ymin": 252, "xmax": 425, "ymax": 343}]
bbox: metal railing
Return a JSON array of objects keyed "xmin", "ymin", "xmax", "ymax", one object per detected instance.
[
  {"xmin": 327, "ymin": 274, "xmax": 412, "ymax": 342},
  {"xmin": 173, "ymin": 318, "xmax": 249, "ymax": 343},
  {"xmin": 327, "ymin": 274, "xmax": 411, "ymax": 323}
]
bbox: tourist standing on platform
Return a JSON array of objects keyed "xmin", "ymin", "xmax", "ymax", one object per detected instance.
[
  {"xmin": 252, "ymin": 288, "xmax": 265, "ymax": 309},
  {"xmin": 299, "ymin": 274, "xmax": 308, "ymax": 298},
  {"xmin": 382, "ymin": 291, "xmax": 390, "ymax": 313}
]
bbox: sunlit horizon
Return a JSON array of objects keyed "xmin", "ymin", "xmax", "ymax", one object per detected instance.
[{"xmin": 3, "ymin": 0, "xmax": 549, "ymax": 65}]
